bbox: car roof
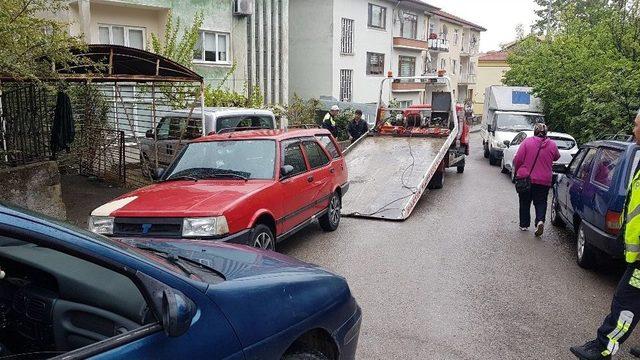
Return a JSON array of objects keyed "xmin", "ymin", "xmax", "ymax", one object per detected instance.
[
  {"xmin": 170, "ymin": 108, "xmax": 276, "ymax": 117},
  {"xmin": 517, "ymin": 131, "xmax": 575, "ymax": 140},
  {"xmin": 192, "ymin": 128, "xmax": 331, "ymax": 142},
  {"xmin": 584, "ymin": 139, "xmax": 637, "ymax": 150}
]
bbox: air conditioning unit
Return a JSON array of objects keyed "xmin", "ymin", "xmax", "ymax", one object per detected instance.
[{"xmin": 234, "ymin": 0, "xmax": 253, "ymax": 16}]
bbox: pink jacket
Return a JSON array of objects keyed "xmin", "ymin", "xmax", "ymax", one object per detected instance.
[{"xmin": 513, "ymin": 136, "xmax": 560, "ymax": 187}]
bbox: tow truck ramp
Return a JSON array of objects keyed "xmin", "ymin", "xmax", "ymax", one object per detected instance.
[{"xmin": 341, "ymin": 133, "xmax": 454, "ymax": 221}]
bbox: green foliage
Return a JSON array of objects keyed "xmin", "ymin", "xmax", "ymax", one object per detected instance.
[
  {"xmin": 333, "ymin": 109, "xmax": 355, "ymax": 141},
  {"xmin": 505, "ymin": 0, "xmax": 640, "ymax": 143},
  {"xmin": 204, "ymin": 65, "xmax": 264, "ymax": 107},
  {"xmin": 151, "ymin": 11, "xmax": 203, "ymax": 69},
  {"xmin": 285, "ymin": 94, "xmax": 320, "ymax": 126},
  {"xmin": 0, "ymin": 0, "xmax": 85, "ymax": 81}
]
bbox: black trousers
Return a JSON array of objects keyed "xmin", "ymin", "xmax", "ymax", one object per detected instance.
[
  {"xmin": 518, "ymin": 184, "xmax": 550, "ymax": 228},
  {"xmin": 595, "ymin": 262, "xmax": 640, "ymax": 355}
]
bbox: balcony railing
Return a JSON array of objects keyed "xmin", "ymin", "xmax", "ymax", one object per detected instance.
[
  {"xmin": 393, "ymin": 37, "xmax": 428, "ymax": 51},
  {"xmin": 427, "ymin": 38, "xmax": 449, "ymax": 52},
  {"xmin": 458, "ymin": 74, "xmax": 477, "ymax": 84},
  {"xmin": 460, "ymin": 46, "xmax": 479, "ymax": 56}
]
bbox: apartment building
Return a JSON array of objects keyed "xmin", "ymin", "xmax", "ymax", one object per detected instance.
[
  {"xmin": 63, "ymin": 0, "xmax": 288, "ymax": 104},
  {"xmin": 289, "ymin": 0, "xmax": 484, "ymax": 107}
]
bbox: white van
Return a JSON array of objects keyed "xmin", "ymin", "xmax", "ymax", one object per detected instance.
[
  {"xmin": 140, "ymin": 108, "xmax": 276, "ymax": 168},
  {"xmin": 481, "ymin": 86, "xmax": 545, "ymax": 165}
]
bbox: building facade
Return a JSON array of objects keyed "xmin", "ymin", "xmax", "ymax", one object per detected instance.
[
  {"xmin": 64, "ymin": 0, "xmax": 288, "ymax": 104},
  {"xmin": 474, "ymin": 50, "xmax": 509, "ymax": 115},
  {"xmin": 289, "ymin": 0, "xmax": 484, "ymax": 107}
]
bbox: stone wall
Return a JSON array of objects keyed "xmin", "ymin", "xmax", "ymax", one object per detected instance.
[{"xmin": 0, "ymin": 161, "xmax": 67, "ymax": 220}]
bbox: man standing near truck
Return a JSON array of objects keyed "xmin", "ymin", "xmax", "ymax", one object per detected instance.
[
  {"xmin": 323, "ymin": 105, "xmax": 339, "ymax": 137},
  {"xmin": 347, "ymin": 110, "xmax": 368, "ymax": 143},
  {"xmin": 570, "ymin": 110, "xmax": 640, "ymax": 360}
]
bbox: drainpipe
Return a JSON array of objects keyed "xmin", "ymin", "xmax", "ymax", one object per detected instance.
[{"xmin": 390, "ymin": 1, "xmax": 402, "ymax": 76}]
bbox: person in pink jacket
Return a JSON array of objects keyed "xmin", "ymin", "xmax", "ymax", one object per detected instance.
[{"xmin": 513, "ymin": 123, "xmax": 561, "ymax": 236}]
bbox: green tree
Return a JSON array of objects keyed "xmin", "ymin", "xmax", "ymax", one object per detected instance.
[
  {"xmin": 505, "ymin": 0, "xmax": 640, "ymax": 143},
  {"xmin": 150, "ymin": 11, "xmax": 203, "ymax": 69},
  {"xmin": 0, "ymin": 0, "xmax": 85, "ymax": 81}
]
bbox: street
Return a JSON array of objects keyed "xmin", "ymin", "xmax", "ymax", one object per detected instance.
[{"xmin": 280, "ymin": 133, "xmax": 631, "ymax": 359}]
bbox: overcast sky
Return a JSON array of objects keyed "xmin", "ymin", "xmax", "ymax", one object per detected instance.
[{"xmin": 426, "ymin": 0, "xmax": 539, "ymax": 52}]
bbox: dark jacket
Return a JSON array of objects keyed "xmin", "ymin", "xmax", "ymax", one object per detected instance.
[
  {"xmin": 50, "ymin": 91, "xmax": 75, "ymax": 154},
  {"xmin": 347, "ymin": 119, "xmax": 368, "ymax": 141},
  {"xmin": 322, "ymin": 113, "xmax": 338, "ymax": 137}
]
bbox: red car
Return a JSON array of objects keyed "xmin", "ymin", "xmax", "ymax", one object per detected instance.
[{"xmin": 88, "ymin": 129, "xmax": 349, "ymax": 250}]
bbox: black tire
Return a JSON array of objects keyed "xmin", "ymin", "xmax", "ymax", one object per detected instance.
[
  {"xmin": 489, "ymin": 151, "xmax": 499, "ymax": 166},
  {"xmin": 483, "ymin": 142, "xmax": 489, "ymax": 158},
  {"xmin": 428, "ymin": 170, "xmax": 444, "ymax": 189},
  {"xmin": 457, "ymin": 165, "xmax": 464, "ymax": 174},
  {"xmin": 576, "ymin": 223, "xmax": 596, "ymax": 269},
  {"xmin": 500, "ymin": 159, "xmax": 509, "ymax": 174},
  {"xmin": 550, "ymin": 193, "xmax": 565, "ymax": 227},
  {"xmin": 250, "ymin": 224, "xmax": 275, "ymax": 251},
  {"xmin": 282, "ymin": 350, "xmax": 329, "ymax": 360},
  {"xmin": 319, "ymin": 192, "xmax": 341, "ymax": 232}
]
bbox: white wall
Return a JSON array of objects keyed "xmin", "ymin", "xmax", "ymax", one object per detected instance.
[{"xmin": 288, "ymin": 0, "xmax": 334, "ymax": 100}]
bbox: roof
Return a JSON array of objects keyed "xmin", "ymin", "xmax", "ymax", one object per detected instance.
[
  {"xmin": 479, "ymin": 50, "xmax": 509, "ymax": 62},
  {"xmin": 431, "ymin": 9, "xmax": 486, "ymax": 31},
  {"xmin": 1, "ymin": 44, "xmax": 203, "ymax": 83},
  {"xmin": 193, "ymin": 128, "xmax": 330, "ymax": 142}
]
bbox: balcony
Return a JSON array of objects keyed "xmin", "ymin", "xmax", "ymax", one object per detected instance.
[
  {"xmin": 393, "ymin": 37, "xmax": 428, "ymax": 51},
  {"xmin": 458, "ymin": 74, "xmax": 477, "ymax": 84},
  {"xmin": 427, "ymin": 38, "xmax": 449, "ymax": 52},
  {"xmin": 460, "ymin": 46, "xmax": 479, "ymax": 57},
  {"xmin": 391, "ymin": 81, "xmax": 426, "ymax": 92}
]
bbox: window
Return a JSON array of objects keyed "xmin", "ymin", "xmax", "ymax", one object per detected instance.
[
  {"xmin": 282, "ymin": 142, "xmax": 307, "ymax": 177},
  {"xmin": 454, "ymin": 29, "xmax": 459, "ymax": 45},
  {"xmin": 341, "ymin": 18, "xmax": 354, "ymax": 54},
  {"xmin": 401, "ymin": 12, "xmax": 418, "ymax": 39},
  {"xmin": 568, "ymin": 148, "xmax": 588, "ymax": 175},
  {"xmin": 215, "ymin": 115, "xmax": 274, "ymax": 132},
  {"xmin": 399, "ymin": 56, "xmax": 415, "ymax": 77},
  {"xmin": 452, "ymin": 59, "xmax": 457, "ymax": 74},
  {"xmin": 550, "ymin": 136, "xmax": 576, "ymax": 150},
  {"xmin": 429, "ymin": 22, "xmax": 436, "ymax": 36},
  {"xmin": 398, "ymin": 100, "xmax": 413, "ymax": 108},
  {"xmin": 440, "ymin": 58, "xmax": 446, "ymax": 70},
  {"xmin": 511, "ymin": 133, "xmax": 528, "ymax": 146},
  {"xmin": 193, "ymin": 31, "xmax": 230, "ymax": 63},
  {"xmin": 98, "ymin": 24, "xmax": 145, "ymax": 49},
  {"xmin": 368, "ymin": 3, "xmax": 386, "ymax": 29},
  {"xmin": 366, "ymin": 52, "xmax": 385, "ymax": 75},
  {"xmin": 316, "ymin": 135, "xmax": 341, "ymax": 159},
  {"xmin": 592, "ymin": 148, "xmax": 623, "ymax": 188},
  {"xmin": 303, "ymin": 141, "xmax": 330, "ymax": 169},
  {"xmin": 340, "ymin": 69, "xmax": 353, "ymax": 102},
  {"xmin": 156, "ymin": 117, "xmax": 202, "ymax": 140},
  {"xmin": 577, "ymin": 148, "xmax": 598, "ymax": 181}
]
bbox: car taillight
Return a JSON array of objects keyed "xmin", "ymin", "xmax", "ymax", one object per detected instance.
[{"xmin": 606, "ymin": 210, "xmax": 622, "ymax": 235}]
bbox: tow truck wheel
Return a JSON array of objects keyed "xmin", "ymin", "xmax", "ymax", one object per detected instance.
[
  {"xmin": 319, "ymin": 192, "xmax": 341, "ymax": 232},
  {"xmin": 251, "ymin": 224, "xmax": 275, "ymax": 251},
  {"xmin": 428, "ymin": 170, "xmax": 444, "ymax": 189}
]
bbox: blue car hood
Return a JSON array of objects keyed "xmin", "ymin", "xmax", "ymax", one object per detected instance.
[{"xmin": 124, "ymin": 239, "xmax": 355, "ymax": 346}]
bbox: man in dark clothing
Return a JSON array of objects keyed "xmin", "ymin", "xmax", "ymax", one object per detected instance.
[
  {"xmin": 322, "ymin": 105, "xmax": 339, "ymax": 137},
  {"xmin": 347, "ymin": 110, "xmax": 368, "ymax": 143}
]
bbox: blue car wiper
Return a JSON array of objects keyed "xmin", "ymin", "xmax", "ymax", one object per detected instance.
[{"xmin": 134, "ymin": 243, "xmax": 225, "ymax": 280}]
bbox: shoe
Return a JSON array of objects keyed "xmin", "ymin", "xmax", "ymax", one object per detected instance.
[
  {"xmin": 631, "ymin": 346, "xmax": 640, "ymax": 358},
  {"xmin": 535, "ymin": 221, "xmax": 544, "ymax": 237},
  {"xmin": 520, "ymin": 227, "xmax": 528, "ymax": 231},
  {"xmin": 570, "ymin": 339, "xmax": 610, "ymax": 360}
]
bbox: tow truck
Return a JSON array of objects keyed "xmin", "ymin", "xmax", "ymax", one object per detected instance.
[{"xmin": 341, "ymin": 71, "xmax": 469, "ymax": 221}]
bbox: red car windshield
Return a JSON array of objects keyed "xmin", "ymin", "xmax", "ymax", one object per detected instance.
[{"xmin": 165, "ymin": 140, "xmax": 277, "ymax": 180}]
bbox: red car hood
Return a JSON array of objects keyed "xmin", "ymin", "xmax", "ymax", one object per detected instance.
[{"xmin": 92, "ymin": 180, "xmax": 271, "ymax": 218}]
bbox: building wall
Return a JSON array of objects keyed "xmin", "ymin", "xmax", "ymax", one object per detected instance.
[
  {"xmin": 474, "ymin": 60, "xmax": 509, "ymax": 114},
  {"xmin": 65, "ymin": 0, "xmax": 287, "ymax": 104},
  {"xmin": 288, "ymin": 0, "xmax": 333, "ymax": 100}
]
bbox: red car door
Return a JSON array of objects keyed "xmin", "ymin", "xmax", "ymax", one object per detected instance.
[
  {"xmin": 301, "ymin": 139, "xmax": 334, "ymax": 214},
  {"xmin": 278, "ymin": 139, "xmax": 315, "ymax": 233}
]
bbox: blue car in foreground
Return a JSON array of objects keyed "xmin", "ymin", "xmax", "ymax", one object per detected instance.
[
  {"xmin": 0, "ymin": 204, "xmax": 361, "ymax": 360},
  {"xmin": 552, "ymin": 136, "xmax": 640, "ymax": 269}
]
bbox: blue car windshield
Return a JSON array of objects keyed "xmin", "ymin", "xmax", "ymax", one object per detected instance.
[{"xmin": 166, "ymin": 140, "xmax": 276, "ymax": 180}]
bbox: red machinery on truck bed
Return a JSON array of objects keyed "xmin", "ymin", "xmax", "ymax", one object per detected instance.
[{"xmin": 341, "ymin": 73, "xmax": 469, "ymax": 221}]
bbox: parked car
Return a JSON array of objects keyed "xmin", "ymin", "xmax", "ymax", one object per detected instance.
[
  {"xmin": 501, "ymin": 131, "xmax": 579, "ymax": 180},
  {"xmin": 90, "ymin": 129, "xmax": 349, "ymax": 251},
  {"xmin": 551, "ymin": 136, "xmax": 640, "ymax": 268},
  {"xmin": 0, "ymin": 203, "xmax": 361, "ymax": 360},
  {"xmin": 140, "ymin": 108, "xmax": 276, "ymax": 170}
]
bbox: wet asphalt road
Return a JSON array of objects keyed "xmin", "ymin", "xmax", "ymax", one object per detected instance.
[{"xmin": 279, "ymin": 133, "xmax": 635, "ymax": 359}]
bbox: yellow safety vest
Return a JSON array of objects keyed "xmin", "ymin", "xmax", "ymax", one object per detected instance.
[
  {"xmin": 624, "ymin": 169, "xmax": 640, "ymax": 263},
  {"xmin": 324, "ymin": 113, "xmax": 336, "ymax": 126}
]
